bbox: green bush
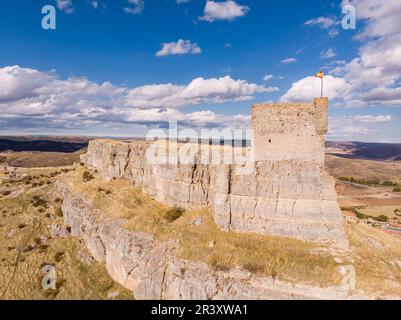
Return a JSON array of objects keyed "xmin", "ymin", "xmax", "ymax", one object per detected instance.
[
  {"xmin": 373, "ymin": 215, "xmax": 389, "ymax": 223},
  {"xmin": 381, "ymin": 180, "xmax": 396, "ymax": 187},
  {"xmin": 355, "ymin": 212, "xmax": 368, "ymax": 220},
  {"xmin": 32, "ymin": 196, "xmax": 48, "ymax": 208},
  {"xmin": 1, "ymin": 190, "xmax": 11, "ymax": 196},
  {"xmin": 164, "ymin": 207, "xmax": 185, "ymax": 222},
  {"xmin": 54, "ymin": 206, "xmax": 63, "ymax": 217},
  {"xmin": 393, "ymin": 186, "xmax": 401, "ymax": 192},
  {"xmin": 82, "ymin": 171, "xmax": 94, "ymax": 182},
  {"xmin": 337, "ymin": 176, "xmax": 381, "ymax": 186}
]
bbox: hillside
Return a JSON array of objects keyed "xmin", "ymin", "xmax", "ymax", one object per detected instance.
[{"xmin": 326, "ymin": 141, "xmax": 401, "ymax": 162}]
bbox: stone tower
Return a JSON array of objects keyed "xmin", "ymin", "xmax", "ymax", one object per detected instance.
[
  {"xmin": 226, "ymin": 97, "xmax": 348, "ymax": 250},
  {"xmin": 252, "ymin": 97, "xmax": 329, "ymax": 162}
]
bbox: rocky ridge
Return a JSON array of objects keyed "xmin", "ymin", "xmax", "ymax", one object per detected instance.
[{"xmin": 58, "ymin": 180, "xmax": 358, "ymax": 299}]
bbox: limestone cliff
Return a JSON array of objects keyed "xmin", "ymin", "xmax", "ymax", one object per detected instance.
[
  {"xmin": 80, "ymin": 99, "xmax": 347, "ymax": 249},
  {"xmin": 58, "ymin": 181, "xmax": 355, "ymax": 299}
]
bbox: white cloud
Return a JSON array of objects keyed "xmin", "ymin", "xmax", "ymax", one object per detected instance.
[
  {"xmin": 304, "ymin": 16, "xmax": 339, "ymax": 29},
  {"xmin": 0, "ymin": 66, "xmax": 54, "ymax": 103},
  {"xmin": 320, "ymin": 48, "xmax": 337, "ymax": 59},
  {"xmin": 328, "ymin": 29, "xmax": 339, "ymax": 37},
  {"xmin": 176, "ymin": 0, "xmax": 190, "ymax": 4},
  {"xmin": 91, "ymin": 0, "xmax": 106, "ymax": 10},
  {"xmin": 284, "ymin": 1, "xmax": 401, "ymax": 108},
  {"xmin": 263, "ymin": 74, "xmax": 274, "ymax": 81},
  {"xmin": 281, "ymin": 58, "xmax": 297, "ymax": 64},
  {"xmin": 200, "ymin": 1, "xmax": 249, "ymax": 22},
  {"xmin": 329, "ymin": 0, "xmax": 401, "ymax": 106},
  {"xmin": 304, "ymin": 16, "xmax": 340, "ymax": 38},
  {"xmin": 57, "ymin": 0, "xmax": 75, "ymax": 14},
  {"xmin": 156, "ymin": 39, "xmax": 201, "ymax": 57},
  {"xmin": 328, "ymin": 114, "xmax": 392, "ymax": 140},
  {"xmin": 125, "ymin": 76, "xmax": 279, "ymax": 108},
  {"xmin": 0, "ymin": 66, "xmax": 277, "ymax": 132},
  {"xmin": 352, "ymin": 115, "xmax": 392, "ymax": 123},
  {"xmin": 0, "ymin": 66, "xmax": 280, "ymax": 133},
  {"xmin": 124, "ymin": 0, "xmax": 144, "ymax": 15},
  {"xmin": 342, "ymin": 0, "xmax": 401, "ymax": 39},
  {"xmin": 280, "ymin": 75, "xmax": 352, "ymax": 102},
  {"xmin": 359, "ymin": 87, "xmax": 401, "ymax": 104}
]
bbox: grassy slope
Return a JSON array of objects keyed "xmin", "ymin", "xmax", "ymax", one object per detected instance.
[
  {"xmin": 61, "ymin": 167, "xmax": 401, "ymax": 297},
  {"xmin": 62, "ymin": 167, "xmax": 344, "ymax": 288},
  {"xmin": 326, "ymin": 154, "xmax": 401, "ymax": 184},
  {"xmin": 0, "ymin": 167, "xmax": 133, "ymax": 300}
]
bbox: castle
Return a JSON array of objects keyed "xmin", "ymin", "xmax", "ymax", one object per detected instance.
[{"xmin": 81, "ymin": 98, "xmax": 348, "ymax": 249}]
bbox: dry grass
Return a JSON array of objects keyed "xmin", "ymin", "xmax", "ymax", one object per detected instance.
[
  {"xmin": 62, "ymin": 167, "xmax": 401, "ymax": 296},
  {"xmin": 0, "ymin": 151, "xmax": 81, "ymax": 168},
  {"xmin": 62, "ymin": 167, "xmax": 343, "ymax": 287},
  {"xmin": 345, "ymin": 221, "xmax": 401, "ymax": 297},
  {"xmin": 172, "ymin": 210, "xmax": 341, "ymax": 286},
  {"xmin": 0, "ymin": 167, "xmax": 133, "ymax": 300},
  {"xmin": 326, "ymin": 154, "xmax": 401, "ymax": 184}
]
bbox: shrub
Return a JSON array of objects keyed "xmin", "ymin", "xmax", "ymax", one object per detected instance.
[
  {"xmin": 1, "ymin": 190, "xmax": 11, "ymax": 196},
  {"xmin": 82, "ymin": 171, "xmax": 94, "ymax": 182},
  {"xmin": 355, "ymin": 212, "xmax": 369, "ymax": 220},
  {"xmin": 207, "ymin": 255, "xmax": 231, "ymax": 272},
  {"xmin": 54, "ymin": 251, "xmax": 65, "ymax": 263},
  {"xmin": 381, "ymin": 180, "xmax": 396, "ymax": 187},
  {"xmin": 135, "ymin": 198, "xmax": 143, "ymax": 206},
  {"xmin": 337, "ymin": 176, "xmax": 380, "ymax": 186},
  {"xmin": 164, "ymin": 207, "xmax": 185, "ymax": 222},
  {"xmin": 393, "ymin": 186, "xmax": 401, "ymax": 192},
  {"xmin": 32, "ymin": 196, "xmax": 48, "ymax": 208},
  {"xmin": 373, "ymin": 215, "xmax": 389, "ymax": 223},
  {"xmin": 54, "ymin": 206, "xmax": 63, "ymax": 217},
  {"xmin": 243, "ymin": 262, "xmax": 266, "ymax": 274},
  {"xmin": 97, "ymin": 187, "xmax": 112, "ymax": 195}
]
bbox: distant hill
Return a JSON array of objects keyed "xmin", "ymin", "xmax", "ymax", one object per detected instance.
[
  {"xmin": 0, "ymin": 138, "xmax": 88, "ymax": 153},
  {"xmin": 326, "ymin": 141, "xmax": 401, "ymax": 161},
  {"xmin": 1, "ymin": 137, "xmax": 400, "ymax": 162}
]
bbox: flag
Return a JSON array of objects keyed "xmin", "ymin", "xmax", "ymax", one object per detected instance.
[{"xmin": 315, "ymin": 70, "xmax": 324, "ymax": 79}]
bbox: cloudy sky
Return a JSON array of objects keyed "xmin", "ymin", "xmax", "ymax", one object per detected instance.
[{"xmin": 0, "ymin": 0, "xmax": 400, "ymax": 142}]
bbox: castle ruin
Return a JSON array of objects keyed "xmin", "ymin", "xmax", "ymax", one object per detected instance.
[{"xmin": 81, "ymin": 98, "xmax": 348, "ymax": 249}]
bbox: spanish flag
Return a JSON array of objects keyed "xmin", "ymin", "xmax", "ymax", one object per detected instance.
[{"xmin": 315, "ymin": 70, "xmax": 324, "ymax": 79}]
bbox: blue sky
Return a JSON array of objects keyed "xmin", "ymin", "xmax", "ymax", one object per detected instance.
[{"xmin": 0, "ymin": 0, "xmax": 400, "ymax": 142}]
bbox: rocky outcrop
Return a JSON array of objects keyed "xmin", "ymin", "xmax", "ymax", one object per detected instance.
[
  {"xmin": 58, "ymin": 181, "xmax": 356, "ymax": 300},
  {"xmin": 79, "ymin": 98, "xmax": 348, "ymax": 249},
  {"xmin": 81, "ymin": 139, "xmax": 348, "ymax": 249}
]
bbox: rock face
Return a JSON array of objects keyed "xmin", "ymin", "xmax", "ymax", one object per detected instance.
[
  {"xmin": 58, "ymin": 181, "xmax": 354, "ymax": 300},
  {"xmin": 81, "ymin": 98, "xmax": 348, "ymax": 249}
]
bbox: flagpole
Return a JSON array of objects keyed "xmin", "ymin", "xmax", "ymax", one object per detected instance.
[{"xmin": 321, "ymin": 76, "xmax": 323, "ymax": 98}]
